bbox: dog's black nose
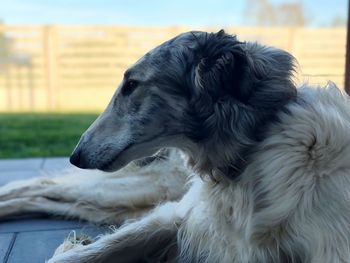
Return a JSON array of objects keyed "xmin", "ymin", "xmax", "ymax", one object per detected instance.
[{"xmin": 70, "ymin": 149, "xmax": 82, "ymax": 167}]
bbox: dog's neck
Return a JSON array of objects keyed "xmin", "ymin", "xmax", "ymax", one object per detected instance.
[
  {"xmin": 183, "ymin": 140, "xmax": 253, "ymax": 182},
  {"xmin": 184, "ymin": 111, "xmax": 293, "ymax": 181}
]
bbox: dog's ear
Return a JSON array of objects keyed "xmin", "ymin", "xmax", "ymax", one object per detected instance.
[
  {"xmin": 193, "ymin": 30, "xmax": 296, "ymax": 108},
  {"xmin": 185, "ymin": 30, "xmax": 297, "ymax": 178},
  {"xmin": 193, "ymin": 30, "xmax": 253, "ymax": 104},
  {"xmin": 188, "ymin": 30, "xmax": 296, "ymax": 142}
]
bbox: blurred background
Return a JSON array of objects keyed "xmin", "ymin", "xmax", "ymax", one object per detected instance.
[{"xmin": 0, "ymin": 0, "xmax": 348, "ymax": 158}]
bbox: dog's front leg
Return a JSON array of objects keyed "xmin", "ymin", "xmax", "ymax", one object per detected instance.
[
  {"xmin": 47, "ymin": 201, "xmax": 182, "ymax": 263},
  {"xmin": 0, "ymin": 153, "xmax": 189, "ymax": 223}
]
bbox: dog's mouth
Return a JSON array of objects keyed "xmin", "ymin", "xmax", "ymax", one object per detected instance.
[
  {"xmin": 97, "ymin": 131, "xmax": 167, "ymax": 172},
  {"xmin": 98, "ymin": 143, "xmax": 134, "ymax": 172}
]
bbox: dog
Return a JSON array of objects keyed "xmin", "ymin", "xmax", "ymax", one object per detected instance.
[{"xmin": 1, "ymin": 30, "xmax": 350, "ymax": 262}]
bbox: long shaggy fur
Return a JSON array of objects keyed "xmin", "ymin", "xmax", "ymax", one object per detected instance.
[{"xmin": 1, "ymin": 30, "xmax": 350, "ymax": 263}]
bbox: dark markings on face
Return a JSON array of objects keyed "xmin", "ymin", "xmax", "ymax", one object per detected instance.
[{"xmin": 145, "ymin": 46, "xmax": 195, "ymax": 100}]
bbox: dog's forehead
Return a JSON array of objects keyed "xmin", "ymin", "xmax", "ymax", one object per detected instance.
[
  {"xmin": 166, "ymin": 31, "xmax": 203, "ymax": 44},
  {"xmin": 157, "ymin": 31, "xmax": 205, "ymax": 51},
  {"xmin": 125, "ymin": 55, "xmax": 156, "ymax": 81},
  {"xmin": 124, "ymin": 31, "xmax": 206, "ymax": 81},
  {"xmin": 145, "ymin": 31, "xmax": 205, "ymax": 58}
]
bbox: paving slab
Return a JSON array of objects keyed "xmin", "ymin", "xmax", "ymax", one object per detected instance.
[
  {"xmin": 0, "ymin": 233, "xmax": 14, "ymax": 263},
  {"xmin": 0, "ymin": 159, "xmax": 44, "ymax": 172},
  {"xmin": 7, "ymin": 227, "xmax": 110, "ymax": 263},
  {"xmin": 0, "ymin": 218, "xmax": 88, "ymax": 234},
  {"xmin": 0, "ymin": 170, "xmax": 45, "ymax": 186},
  {"xmin": 41, "ymin": 157, "xmax": 73, "ymax": 172},
  {"xmin": 0, "ymin": 157, "xmax": 109, "ymax": 263}
]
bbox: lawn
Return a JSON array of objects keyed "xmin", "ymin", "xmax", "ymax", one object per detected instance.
[{"xmin": 0, "ymin": 113, "xmax": 99, "ymax": 158}]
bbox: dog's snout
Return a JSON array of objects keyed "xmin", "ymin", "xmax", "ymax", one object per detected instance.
[{"xmin": 70, "ymin": 148, "xmax": 83, "ymax": 168}]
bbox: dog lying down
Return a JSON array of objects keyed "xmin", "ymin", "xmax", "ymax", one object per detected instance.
[{"xmin": 1, "ymin": 30, "xmax": 350, "ymax": 263}]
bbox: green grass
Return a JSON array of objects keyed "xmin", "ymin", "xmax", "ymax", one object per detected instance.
[{"xmin": 0, "ymin": 113, "xmax": 99, "ymax": 158}]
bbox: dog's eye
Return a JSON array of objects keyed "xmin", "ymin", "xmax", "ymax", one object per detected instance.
[{"xmin": 122, "ymin": 80, "xmax": 139, "ymax": 96}]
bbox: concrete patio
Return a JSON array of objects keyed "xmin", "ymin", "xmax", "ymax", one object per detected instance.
[{"xmin": 0, "ymin": 157, "xmax": 107, "ymax": 263}]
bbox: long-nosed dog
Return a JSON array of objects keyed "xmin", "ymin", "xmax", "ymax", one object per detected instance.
[{"xmin": 1, "ymin": 30, "xmax": 350, "ymax": 262}]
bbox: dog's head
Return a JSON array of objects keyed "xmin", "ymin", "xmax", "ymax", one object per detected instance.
[{"xmin": 70, "ymin": 30, "xmax": 296, "ymax": 177}]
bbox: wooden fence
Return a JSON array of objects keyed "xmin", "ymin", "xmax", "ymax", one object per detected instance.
[{"xmin": 0, "ymin": 25, "xmax": 346, "ymax": 111}]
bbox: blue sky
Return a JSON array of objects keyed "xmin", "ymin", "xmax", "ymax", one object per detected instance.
[{"xmin": 0, "ymin": 0, "xmax": 347, "ymax": 27}]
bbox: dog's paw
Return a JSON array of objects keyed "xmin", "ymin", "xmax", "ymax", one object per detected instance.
[{"xmin": 52, "ymin": 231, "xmax": 92, "ymax": 257}]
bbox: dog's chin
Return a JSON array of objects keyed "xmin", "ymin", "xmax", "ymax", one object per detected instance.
[
  {"xmin": 97, "ymin": 144, "xmax": 161, "ymax": 172},
  {"xmin": 98, "ymin": 159, "xmax": 128, "ymax": 172},
  {"xmin": 97, "ymin": 149, "xmax": 134, "ymax": 172},
  {"xmin": 93, "ymin": 133, "xmax": 174, "ymax": 172}
]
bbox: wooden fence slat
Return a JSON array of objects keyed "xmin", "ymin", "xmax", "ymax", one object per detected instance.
[
  {"xmin": 0, "ymin": 25, "xmax": 347, "ymax": 111},
  {"xmin": 42, "ymin": 25, "xmax": 58, "ymax": 110}
]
